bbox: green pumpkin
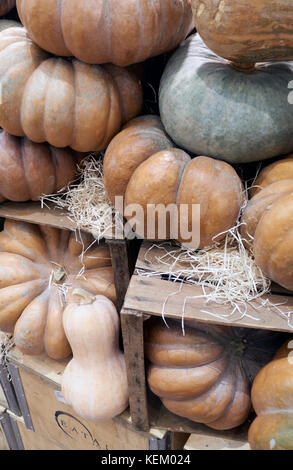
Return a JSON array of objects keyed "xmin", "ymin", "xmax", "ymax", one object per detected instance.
[{"xmin": 159, "ymin": 34, "xmax": 293, "ymax": 164}]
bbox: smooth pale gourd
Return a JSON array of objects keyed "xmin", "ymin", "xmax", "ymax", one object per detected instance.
[
  {"xmin": 191, "ymin": 0, "xmax": 293, "ymax": 66},
  {"xmin": 159, "ymin": 34, "xmax": 293, "ymax": 164},
  {"xmin": 249, "ymin": 340, "xmax": 293, "ymax": 450},
  {"xmin": 16, "ymin": 0, "xmax": 193, "ymax": 66},
  {"xmin": 0, "ymin": 28, "xmax": 142, "ymax": 152},
  {"xmin": 0, "ymin": 220, "xmax": 116, "ymax": 359},
  {"xmin": 62, "ymin": 291, "xmax": 129, "ymax": 422}
]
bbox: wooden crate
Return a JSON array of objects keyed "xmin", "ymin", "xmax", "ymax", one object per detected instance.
[
  {"xmin": 0, "ymin": 201, "xmax": 142, "ymax": 312},
  {"xmin": 6, "ymin": 346, "xmax": 189, "ymax": 451},
  {"xmin": 120, "ymin": 240, "xmax": 293, "ymax": 442},
  {"xmin": 0, "ymin": 407, "xmax": 10, "ymax": 450},
  {"xmin": 184, "ymin": 433, "xmax": 250, "ymax": 451}
]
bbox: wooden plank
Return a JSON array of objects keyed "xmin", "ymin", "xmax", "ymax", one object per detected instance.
[
  {"xmin": 121, "ymin": 311, "xmax": 149, "ymax": 432},
  {"xmin": 107, "ymin": 239, "xmax": 131, "ymax": 312},
  {"xmin": 123, "ymin": 275, "xmax": 293, "ymax": 332}
]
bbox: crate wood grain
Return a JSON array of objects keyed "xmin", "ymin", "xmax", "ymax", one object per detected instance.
[
  {"xmin": 0, "ymin": 201, "xmax": 141, "ymax": 312},
  {"xmin": 184, "ymin": 433, "xmax": 250, "ymax": 451},
  {"xmin": 6, "ymin": 347, "xmax": 187, "ymax": 451},
  {"xmin": 0, "ymin": 407, "xmax": 9, "ymax": 450},
  {"xmin": 121, "ymin": 240, "xmax": 293, "ymax": 438}
]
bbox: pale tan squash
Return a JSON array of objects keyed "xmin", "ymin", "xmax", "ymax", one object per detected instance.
[{"xmin": 62, "ymin": 290, "xmax": 129, "ymax": 422}]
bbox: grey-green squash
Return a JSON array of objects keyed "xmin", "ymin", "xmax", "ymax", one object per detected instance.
[{"xmin": 159, "ymin": 34, "xmax": 293, "ymax": 164}]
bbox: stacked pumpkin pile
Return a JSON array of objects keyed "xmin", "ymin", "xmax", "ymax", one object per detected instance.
[{"xmin": 0, "ymin": 0, "xmax": 196, "ymax": 425}]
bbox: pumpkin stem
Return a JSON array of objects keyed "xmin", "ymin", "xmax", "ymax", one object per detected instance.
[
  {"xmin": 71, "ymin": 288, "xmax": 96, "ymax": 305},
  {"xmin": 228, "ymin": 61, "xmax": 256, "ymax": 73},
  {"xmin": 51, "ymin": 263, "xmax": 67, "ymax": 283}
]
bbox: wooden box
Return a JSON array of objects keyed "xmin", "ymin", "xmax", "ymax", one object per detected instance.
[
  {"xmin": 0, "ymin": 201, "xmax": 142, "ymax": 312},
  {"xmin": 120, "ymin": 241, "xmax": 293, "ymax": 444},
  {"xmin": 5, "ymin": 347, "xmax": 189, "ymax": 451}
]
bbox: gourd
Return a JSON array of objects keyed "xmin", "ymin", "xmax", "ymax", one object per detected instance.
[
  {"xmin": 0, "ymin": 28, "xmax": 143, "ymax": 152},
  {"xmin": 191, "ymin": 0, "xmax": 293, "ymax": 66},
  {"xmin": 16, "ymin": 0, "xmax": 193, "ymax": 67},
  {"xmin": 0, "ymin": 219, "xmax": 116, "ymax": 359},
  {"xmin": 61, "ymin": 289, "xmax": 129, "ymax": 423},
  {"xmin": 103, "ymin": 115, "xmax": 244, "ymax": 249},
  {"xmin": 145, "ymin": 318, "xmax": 284, "ymax": 430},
  {"xmin": 0, "ymin": 1, "xmax": 15, "ymax": 17},
  {"xmin": 0, "ymin": 130, "xmax": 83, "ymax": 202},
  {"xmin": 240, "ymin": 157, "xmax": 293, "ymax": 290},
  {"xmin": 159, "ymin": 34, "xmax": 293, "ymax": 164},
  {"xmin": 248, "ymin": 339, "xmax": 293, "ymax": 450}
]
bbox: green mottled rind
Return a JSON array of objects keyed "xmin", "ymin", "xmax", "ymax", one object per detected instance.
[
  {"xmin": 248, "ymin": 413, "xmax": 293, "ymax": 450},
  {"xmin": 159, "ymin": 34, "xmax": 293, "ymax": 164}
]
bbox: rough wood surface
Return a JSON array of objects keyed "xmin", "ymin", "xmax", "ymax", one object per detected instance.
[{"xmin": 184, "ymin": 432, "xmax": 250, "ymax": 451}]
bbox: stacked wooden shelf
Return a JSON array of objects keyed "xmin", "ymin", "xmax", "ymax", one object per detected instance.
[{"xmin": 121, "ymin": 241, "xmax": 293, "ymax": 449}]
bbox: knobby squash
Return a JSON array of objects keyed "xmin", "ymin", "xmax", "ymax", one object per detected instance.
[
  {"xmin": 145, "ymin": 318, "xmax": 285, "ymax": 430},
  {"xmin": 16, "ymin": 0, "xmax": 193, "ymax": 67},
  {"xmin": 191, "ymin": 0, "xmax": 293, "ymax": 66},
  {"xmin": 0, "ymin": 130, "xmax": 84, "ymax": 202},
  {"xmin": 159, "ymin": 34, "xmax": 293, "ymax": 163},
  {"xmin": 61, "ymin": 289, "xmax": 128, "ymax": 422},
  {"xmin": 103, "ymin": 115, "xmax": 244, "ymax": 249},
  {"xmin": 0, "ymin": 28, "xmax": 142, "ymax": 152},
  {"xmin": 0, "ymin": 219, "xmax": 116, "ymax": 359},
  {"xmin": 249, "ymin": 339, "xmax": 293, "ymax": 450},
  {"xmin": 0, "ymin": 0, "xmax": 15, "ymax": 17}
]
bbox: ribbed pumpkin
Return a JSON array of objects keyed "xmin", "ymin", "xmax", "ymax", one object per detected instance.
[
  {"xmin": 145, "ymin": 318, "xmax": 284, "ymax": 430},
  {"xmin": 103, "ymin": 115, "xmax": 244, "ymax": 249},
  {"xmin": 159, "ymin": 34, "xmax": 293, "ymax": 163},
  {"xmin": 16, "ymin": 0, "xmax": 193, "ymax": 67},
  {"xmin": 0, "ymin": 130, "xmax": 84, "ymax": 203},
  {"xmin": 249, "ymin": 339, "xmax": 293, "ymax": 450},
  {"xmin": 241, "ymin": 157, "xmax": 293, "ymax": 290},
  {"xmin": 0, "ymin": 219, "xmax": 116, "ymax": 359},
  {"xmin": 191, "ymin": 0, "xmax": 293, "ymax": 66},
  {"xmin": 0, "ymin": 0, "xmax": 15, "ymax": 16},
  {"xmin": 0, "ymin": 28, "xmax": 142, "ymax": 152}
]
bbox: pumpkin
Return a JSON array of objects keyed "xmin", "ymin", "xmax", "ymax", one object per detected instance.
[
  {"xmin": 159, "ymin": 34, "xmax": 293, "ymax": 164},
  {"xmin": 145, "ymin": 318, "xmax": 284, "ymax": 430},
  {"xmin": 0, "ymin": 129, "xmax": 84, "ymax": 203},
  {"xmin": 61, "ymin": 289, "xmax": 128, "ymax": 422},
  {"xmin": 16, "ymin": 0, "xmax": 193, "ymax": 67},
  {"xmin": 191, "ymin": 0, "xmax": 293, "ymax": 66},
  {"xmin": 0, "ymin": 219, "xmax": 116, "ymax": 359},
  {"xmin": 0, "ymin": 28, "xmax": 143, "ymax": 152},
  {"xmin": 103, "ymin": 115, "xmax": 244, "ymax": 249},
  {"xmin": 248, "ymin": 339, "xmax": 293, "ymax": 450},
  {"xmin": 0, "ymin": 1, "xmax": 15, "ymax": 17},
  {"xmin": 250, "ymin": 155, "xmax": 293, "ymax": 197}
]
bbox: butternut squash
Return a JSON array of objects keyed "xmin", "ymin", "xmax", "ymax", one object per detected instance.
[{"xmin": 61, "ymin": 289, "xmax": 129, "ymax": 422}]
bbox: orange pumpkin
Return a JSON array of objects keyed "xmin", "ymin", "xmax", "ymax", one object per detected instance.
[
  {"xmin": 103, "ymin": 115, "xmax": 244, "ymax": 249},
  {"xmin": 249, "ymin": 339, "xmax": 293, "ymax": 450},
  {"xmin": 0, "ymin": 219, "xmax": 116, "ymax": 359},
  {"xmin": 16, "ymin": 0, "xmax": 193, "ymax": 67},
  {"xmin": 191, "ymin": 0, "xmax": 293, "ymax": 66},
  {"xmin": 0, "ymin": 28, "xmax": 142, "ymax": 152},
  {"xmin": 0, "ymin": 1, "xmax": 15, "ymax": 17},
  {"xmin": 145, "ymin": 318, "xmax": 284, "ymax": 430},
  {"xmin": 0, "ymin": 130, "xmax": 84, "ymax": 203}
]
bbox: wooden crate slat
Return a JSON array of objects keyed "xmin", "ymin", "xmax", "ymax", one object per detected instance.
[{"xmin": 124, "ymin": 275, "xmax": 293, "ymax": 332}]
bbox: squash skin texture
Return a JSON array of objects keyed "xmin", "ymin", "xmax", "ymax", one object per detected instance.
[
  {"xmin": 191, "ymin": 0, "xmax": 293, "ymax": 65},
  {"xmin": 62, "ymin": 295, "xmax": 129, "ymax": 423},
  {"xmin": 250, "ymin": 155, "xmax": 293, "ymax": 197},
  {"xmin": 16, "ymin": 0, "xmax": 193, "ymax": 67},
  {"xmin": 104, "ymin": 115, "xmax": 244, "ymax": 249},
  {"xmin": 0, "ymin": 220, "xmax": 115, "ymax": 360},
  {"xmin": 0, "ymin": 130, "xmax": 82, "ymax": 202},
  {"xmin": 0, "ymin": 28, "xmax": 142, "ymax": 152},
  {"xmin": 145, "ymin": 319, "xmax": 283, "ymax": 431},
  {"xmin": 159, "ymin": 34, "xmax": 293, "ymax": 164},
  {"xmin": 249, "ymin": 340, "xmax": 293, "ymax": 450},
  {"xmin": 0, "ymin": 1, "xmax": 15, "ymax": 16}
]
